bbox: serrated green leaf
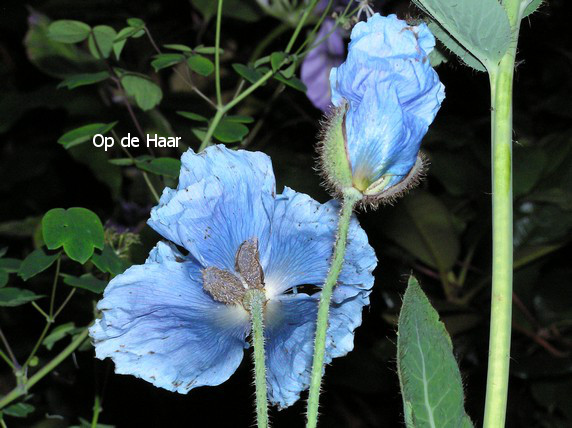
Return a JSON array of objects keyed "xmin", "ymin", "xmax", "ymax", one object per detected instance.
[
  {"xmin": 0, "ymin": 258, "xmax": 22, "ymax": 273},
  {"xmin": 270, "ymin": 51, "xmax": 286, "ymax": 72},
  {"xmin": 151, "ymin": 53, "xmax": 185, "ymax": 72},
  {"xmin": 0, "ymin": 288, "xmax": 43, "ymax": 307},
  {"xmin": 88, "ymin": 25, "xmax": 116, "ymax": 59},
  {"xmin": 3, "ymin": 403, "xmax": 35, "ymax": 418},
  {"xmin": 164, "ymin": 44, "xmax": 193, "ymax": 52},
  {"xmin": 121, "ymin": 75, "xmax": 163, "ymax": 111},
  {"xmin": 18, "ymin": 248, "xmax": 59, "ymax": 281},
  {"xmin": 91, "ymin": 245, "xmax": 129, "ymax": 275},
  {"xmin": 273, "ymin": 73, "xmax": 306, "ymax": 92},
  {"xmin": 177, "ymin": 111, "xmax": 208, "ymax": 122},
  {"xmin": 428, "ymin": 22, "xmax": 486, "ymax": 72},
  {"xmin": 57, "ymin": 71, "xmax": 110, "ymax": 89},
  {"xmin": 42, "ymin": 208, "xmax": 104, "ymax": 264},
  {"xmin": 136, "ymin": 157, "xmax": 181, "ymax": 178},
  {"xmin": 382, "ymin": 190, "xmax": 460, "ymax": 272},
  {"xmin": 48, "ymin": 20, "xmax": 91, "ymax": 43},
  {"xmin": 62, "ymin": 273, "xmax": 106, "ymax": 294},
  {"xmin": 232, "ymin": 63, "xmax": 264, "ymax": 84},
  {"xmin": 214, "ymin": 118, "xmax": 249, "ymax": 143},
  {"xmin": 42, "ymin": 322, "xmax": 78, "ymax": 351},
  {"xmin": 523, "ymin": 0, "xmax": 543, "ymax": 17},
  {"xmin": 57, "ymin": 122, "xmax": 117, "ymax": 149},
  {"xmin": 397, "ymin": 276, "xmax": 472, "ymax": 428},
  {"xmin": 413, "ymin": 0, "xmax": 511, "ymax": 70},
  {"xmin": 187, "ymin": 54, "xmax": 214, "ymax": 76}
]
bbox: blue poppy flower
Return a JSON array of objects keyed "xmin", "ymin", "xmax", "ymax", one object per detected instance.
[
  {"xmin": 323, "ymin": 13, "xmax": 445, "ymax": 204},
  {"xmin": 89, "ymin": 145, "xmax": 376, "ymax": 409}
]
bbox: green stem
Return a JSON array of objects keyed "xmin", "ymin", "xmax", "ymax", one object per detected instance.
[
  {"xmin": 0, "ymin": 350, "xmax": 15, "ymax": 370},
  {"xmin": 483, "ymin": 1, "xmax": 525, "ymax": 426},
  {"xmin": 285, "ymin": 0, "xmax": 319, "ymax": 53},
  {"xmin": 306, "ymin": 188, "xmax": 361, "ymax": 428},
  {"xmin": 245, "ymin": 289, "xmax": 268, "ymax": 428},
  {"xmin": 215, "ymin": 0, "xmax": 224, "ymax": 107},
  {"xmin": 0, "ymin": 328, "xmax": 89, "ymax": 411},
  {"xmin": 91, "ymin": 395, "xmax": 102, "ymax": 428}
]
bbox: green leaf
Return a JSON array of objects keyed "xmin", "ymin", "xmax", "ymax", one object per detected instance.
[
  {"xmin": 213, "ymin": 118, "xmax": 249, "ymax": 143},
  {"xmin": 187, "ymin": 55, "xmax": 214, "ymax": 76},
  {"xmin": 62, "ymin": 273, "xmax": 106, "ymax": 294},
  {"xmin": 121, "ymin": 75, "xmax": 163, "ymax": 111},
  {"xmin": 232, "ymin": 63, "xmax": 264, "ymax": 84},
  {"xmin": 57, "ymin": 122, "xmax": 117, "ymax": 149},
  {"xmin": 177, "ymin": 111, "xmax": 208, "ymax": 122},
  {"xmin": 18, "ymin": 248, "xmax": 59, "ymax": 281},
  {"xmin": 42, "ymin": 322, "xmax": 79, "ymax": 350},
  {"xmin": 397, "ymin": 276, "xmax": 473, "ymax": 428},
  {"xmin": 136, "ymin": 157, "xmax": 181, "ymax": 178},
  {"xmin": 280, "ymin": 62, "xmax": 296, "ymax": 79},
  {"xmin": 0, "ymin": 258, "xmax": 22, "ymax": 273},
  {"xmin": 57, "ymin": 71, "xmax": 110, "ymax": 89},
  {"xmin": 523, "ymin": 0, "xmax": 543, "ymax": 17},
  {"xmin": 428, "ymin": 22, "xmax": 486, "ymax": 72},
  {"xmin": 42, "ymin": 208, "xmax": 104, "ymax": 264},
  {"xmin": 193, "ymin": 45, "xmax": 222, "ymax": 55},
  {"xmin": 412, "ymin": 0, "xmax": 511, "ymax": 71},
  {"xmin": 273, "ymin": 73, "xmax": 307, "ymax": 92},
  {"xmin": 3, "ymin": 403, "xmax": 35, "ymax": 418},
  {"xmin": 151, "ymin": 53, "xmax": 185, "ymax": 72},
  {"xmin": 382, "ymin": 191, "xmax": 460, "ymax": 272},
  {"xmin": 127, "ymin": 17, "xmax": 145, "ymax": 28},
  {"xmin": 0, "ymin": 248, "xmax": 6, "ymax": 258},
  {"xmin": 114, "ymin": 26, "xmax": 144, "ymax": 43},
  {"xmin": 270, "ymin": 51, "xmax": 286, "ymax": 72},
  {"xmin": 91, "ymin": 245, "xmax": 129, "ymax": 275},
  {"xmin": 88, "ymin": 25, "xmax": 117, "ymax": 59},
  {"xmin": 108, "ymin": 158, "xmax": 134, "ymax": 166},
  {"xmin": 164, "ymin": 44, "xmax": 193, "ymax": 52},
  {"xmin": 0, "ymin": 288, "xmax": 43, "ymax": 307},
  {"xmin": 48, "ymin": 20, "xmax": 91, "ymax": 43}
]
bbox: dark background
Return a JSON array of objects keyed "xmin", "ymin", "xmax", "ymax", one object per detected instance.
[{"xmin": 1, "ymin": 0, "xmax": 571, "ymax": 426}]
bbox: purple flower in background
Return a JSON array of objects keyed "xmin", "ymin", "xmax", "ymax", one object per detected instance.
[{"xmin": 301, "ymin": 20, "xmax": 345, "ymax": 111}]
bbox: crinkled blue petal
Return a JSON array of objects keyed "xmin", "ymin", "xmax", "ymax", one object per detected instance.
[
  {"xmin": 89, "ymin": 242, "xmax": 250, "ymax": 393},
  {"xmin": 148, "ymin": 145, "xmax": 276, "ymax": 271},
  {"xmin": 264, "ymin": 286, "xmax": 370, "ymax": 409},
  {"xmin": 263, "ymin": 187, "xmax": 376, "ymax": 298}
]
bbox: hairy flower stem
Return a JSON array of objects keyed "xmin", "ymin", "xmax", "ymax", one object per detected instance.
[
  {"xmin": 245, "ymin": 289, "xmax": 269, "ymax": 428},
  {"xmin": 0, "ymin": 328, "xmax": 89, "ymax": 410},
  {"xmin": 483, "ymin": 1, "xmax": 525, "ymax": 426},
  {"xmin": 306, "ymin": 188, "xmax": 361, "ymax": 428}
]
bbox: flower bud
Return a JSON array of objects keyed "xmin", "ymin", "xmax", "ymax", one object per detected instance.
[{"xmin": 317, "ymin": 14, "xmax": 445, "ymax": 208}]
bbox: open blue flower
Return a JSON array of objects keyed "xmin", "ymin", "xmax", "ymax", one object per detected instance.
[
  {"xmin": 90, "ymin": 145, "xmax": 376, "ymax": 409},
  {"xmin": 327, "ymin": 13, "xmax": 445, "ymax": 201}
]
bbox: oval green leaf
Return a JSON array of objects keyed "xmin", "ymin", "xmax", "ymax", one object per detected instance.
[
  {"xmin": 121, "ymin": 74, "xmax": 163, "ymax": 111},
  {"xmin": 57, "ymin": 122, "xmax": 117, "ymax": 149},
  {"xmin": 187, "ymin": 54, "xmax": 214, "ymax": 76},
  {"xmin": 213, "ymin": 118, "xmax": 249, "ymax": 143},
  {"xmin": 48, "ymin": 20, "xmax": 91, "ymax": 43}
]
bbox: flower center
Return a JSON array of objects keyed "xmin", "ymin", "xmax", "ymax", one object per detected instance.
[{"xmin": 201, "ymin": 238, "xmax": 265, "ymax": 306}]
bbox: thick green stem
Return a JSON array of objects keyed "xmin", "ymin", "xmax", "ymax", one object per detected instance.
[
  {"xmin": 483, "ymin": 1, "xmax": 525, "ymax": 426},
  {"xmin": 0, "ymin": 328, "xmax": 89, "ymax": 410},
  {"xmin": 306, "ymin": 188, "xmax": 361, "ymax": 428},
  {"xmin": 245, "ymin": 289, "xmax": 269, "ymax": 428}
]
